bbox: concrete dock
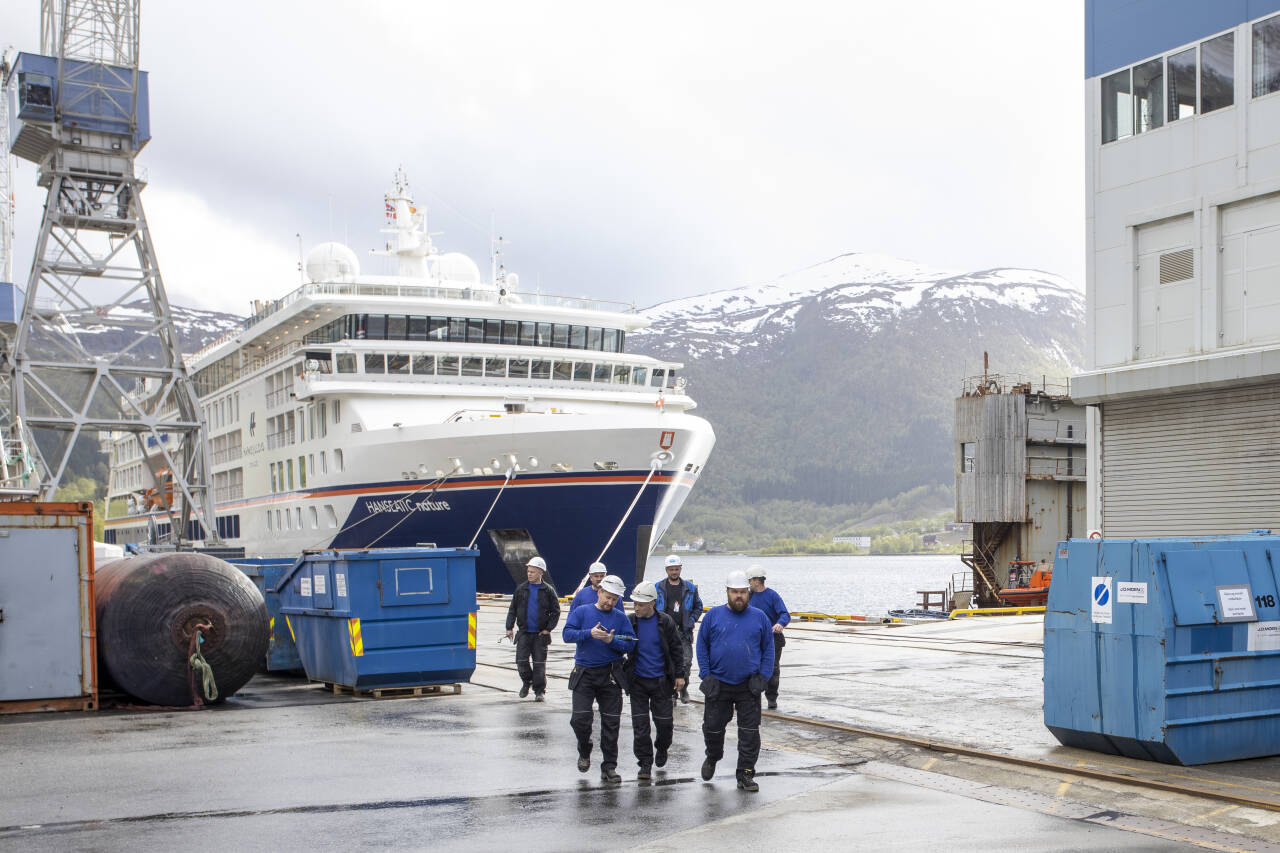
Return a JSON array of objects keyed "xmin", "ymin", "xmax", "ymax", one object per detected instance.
[{"xmin": 4, "ymin": 602, "xmax": 1280, "ymax": 851}]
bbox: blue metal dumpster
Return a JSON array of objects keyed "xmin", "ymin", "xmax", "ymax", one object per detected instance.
[
  {"xmin": 1045, "ymin": 533, "xmax": 1280, "ymax": 765},
  {"xmin": 229, "ymin": 558, "xmax": 302, "ymax": 672},
  {"xmin": 274, "ymin": 548, "xmax": 478, "ymax": 690}
]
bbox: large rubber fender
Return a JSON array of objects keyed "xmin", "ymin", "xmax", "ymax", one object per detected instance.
[{"xmin": 96, "ymin": 552, "xmax": 269, "ymax": 706}]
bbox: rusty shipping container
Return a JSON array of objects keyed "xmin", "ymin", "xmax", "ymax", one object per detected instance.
[{"xmin": 0, "ymin": 502, "xmax": 97, "ymax": 713}]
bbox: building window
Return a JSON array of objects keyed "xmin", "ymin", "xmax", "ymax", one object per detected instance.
[
  {"xmin": 1202, "ymin": 32, "xmax": 1234, "ymax": 112},
  {"xmin": 961, "ymin": 443, "xmax": 976, "ymax": 473},
  {"xmin": 1167, "ymin": 47, "xmax": 1196, "ymax": 120},
  {"xmin": 1133, "ymin": 58, "xmax": 1163, "ymax": 133},
  {"xmin": 1256, "ymin": 16, "xmax": 1280, "ymax": 96},
  {"xmin": 1102, "ymin": 68, "xmax": 1132, "ymax": 143}
]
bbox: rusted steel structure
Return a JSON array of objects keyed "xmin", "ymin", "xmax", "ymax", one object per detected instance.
[{"xmin": 955, "ymin": 363, "xmax": 1086, "ymax": 606}]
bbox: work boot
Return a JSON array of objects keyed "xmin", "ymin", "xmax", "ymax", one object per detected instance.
[
  {"xmin": 701, "ymin": 757, "xmax": 716, "ymax": 781},
  {"xmin": 767, "ymin": 698, "xmax": 778, "ymax": 710},
  {"xmin": 534, "ymin": 693, "xmax": 545, "ymax": 702},
  {"xmin": 736, "ymin": 769, "xmax": 759, "ymax": 792},
  {"xmin": 601, "ymin": 766, "xmax": 622, "ymax": 784},
  {"xmin": 680, "ymin": 687, "xmax": 689, "ymax": 704},
  {"xmin": 577, "ymin": 755, "xmax": 591, "ymax": 773},
  {"xmin": 637, "ymin": 764, "xmax": 652, "ymax": 780},
  {"xmin": 654, "ymin": 748, "xmax": 668, "ymax": 768},
  {"xmin": 518, "ymin": 683, "xmax": 530, "ymax": 698}
]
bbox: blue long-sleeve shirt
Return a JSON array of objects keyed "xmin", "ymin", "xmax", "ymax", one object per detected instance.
[
  {"xmin": 696, "ymin": 604, "xmax": 774, "ymax": 685},
  {"xmin": 749, "ymin": 587, "xmax": 791, "ymax": 628},
  {"xmin": 562, "ymin": 603, "xmax": 635, "ymax": 667},
  {"xmin": 525, "ymin": 582, "xmax": 543, "ymax": 633},
  {"xmin": 570, "ymin": 585, "xmax": 599, "ymax": 612}
]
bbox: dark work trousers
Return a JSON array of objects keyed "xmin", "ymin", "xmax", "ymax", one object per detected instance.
[
  {"xmin": 515, "ymin": 632, "xmax": 549, "ymax": 694},
  {"xmin": 766, "ymin": 633, "xmax": 785, "ymax": 702},
  {"xmin": 702, "ymin": 680, "xmax": 762, "ymax": 771},
  {"xmin": 570, "ymin": 665, "xmax": 623, "ymax": 769},
  {"xmin": 674, "ymin": 633, "xmax": 693, "ymax": 696},
  {"xmin": 629, "ymin": 675, "xmax": 674, "ymax": 768}
]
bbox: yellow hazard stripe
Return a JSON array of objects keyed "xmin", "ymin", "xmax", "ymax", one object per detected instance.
[
  {"xmin": 285, "ymin": 615, "xmax": 295, "ymax": 643},
  {"xmin": 348, "ymin": 617, "xmax": 364, "ymax": 657},
  {"xmin": 468, "ymin": 611, "xmax": 477, "ymax": 650}
]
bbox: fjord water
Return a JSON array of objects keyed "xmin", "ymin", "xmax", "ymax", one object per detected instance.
[{"xmin": 642, "ymin": 554, "xmax": 966, "ymax": 616}]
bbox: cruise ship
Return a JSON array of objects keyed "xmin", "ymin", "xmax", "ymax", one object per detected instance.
[{"xmin": 103, "ymin": 172, "xmax": 715, "ymax": 593}]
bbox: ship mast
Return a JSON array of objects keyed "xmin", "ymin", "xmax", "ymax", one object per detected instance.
[{"xmin": 2, "ymin": 0, "xmax": 219, "ymax": 544}]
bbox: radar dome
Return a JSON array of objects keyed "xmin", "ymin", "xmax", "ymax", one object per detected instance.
[
  {"xmin": 435, "ymin": 252, "xmax": 482, "ymax": 285},
  {"xmin": 305, "ymin": 242, "xmax": 360, "ymax": 282}
]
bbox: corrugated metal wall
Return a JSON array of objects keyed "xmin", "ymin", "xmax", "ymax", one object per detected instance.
[
  {"xmin": 955, "ymin": 394, "xmax": 1026, "ymax": 522},
  {"xmin": 1101, "ymin": 383, "xmax": 1280, "ymax": 536}
]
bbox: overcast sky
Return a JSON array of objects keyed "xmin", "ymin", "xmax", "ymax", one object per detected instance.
[{"xmin": 2, "ymin": 1, "xmax": 1085, "ymax": 315}]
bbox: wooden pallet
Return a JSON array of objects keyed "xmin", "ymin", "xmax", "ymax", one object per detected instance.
[{"xmin": 323, "ymin": 682, "xmax": 463, "ymax": 700}]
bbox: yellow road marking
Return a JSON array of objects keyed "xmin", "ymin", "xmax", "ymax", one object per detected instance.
[
  {"xmin": 1056, "ymin": 780, "xmax": 1072, "ymax": 797},
  {"xmin": 921, "ymin": 757, "xmax": 937, "ymax": 771},
  {"xmin": 1195, "ymin": 804, "xmax": 1239, "ymax": 821}
]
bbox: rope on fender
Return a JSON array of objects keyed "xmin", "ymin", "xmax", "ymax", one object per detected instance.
[{"xmin": 188, "ymin": 622, "xmax": 218, "ymax": 705}]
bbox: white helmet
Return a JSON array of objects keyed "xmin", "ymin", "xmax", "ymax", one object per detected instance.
[
  {"xmin": 526, "ymin": 556, "xmax": 547, "ymax": 571},
  {"xmin": 746, "ymin": 565, "xmax": 766, "ymax": 580},
  {"xmin": 631, "ymin": 581, "xmax": 658, "ymax": 603},
  {"xmin": 664, "ymin": 555, "xmax": 683, "ymax": 567},
  {"xmin": 588, "ymin": 561, "xmax": 607, "ymax": 576},
  {"xmin": 726, "ymin": 570, "xmax": 749, "ymax": 590},
  {"xmin": 600, "ymin": 575, "xmax": 627, "ymax": 596}
]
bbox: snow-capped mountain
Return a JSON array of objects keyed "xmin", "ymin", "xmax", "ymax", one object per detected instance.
[{"xmin": 629, "ymin": 252, "xmax": 1085, "ymax": 508}]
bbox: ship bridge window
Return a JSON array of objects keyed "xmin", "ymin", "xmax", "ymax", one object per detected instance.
[
  {"xmin": 408, "ymin": 316, "xmax": 428, "ymax": 340},
  {"xmin": 462, "ymin": 357, "xmax": 483, "ymax": 377},
  {"xmin": 336, "ymin": 353, "xmax": 357, "ymax": 374},
  {"xmin": 502, "ymin": 320, "xmax": 519, "ymax": 345},
  {"xmin": 613, "ymin": 364, "xmax": 630, "ymax": 384},
  {"xmin": 485, "ymin": 319, "xmax": 502, "ymax": 344},
  {"xmin": 570, "ymin": 325, "xmax": 587, "ymax": 349},
  {"xmin": 631, "ymin": 366, "xmax": 648, "ymax": 386},
  {"xmin": 364, "ymin": 353, "xmax": 386, "ymax": 374},
  {"xmin": 604, "ymin": 329, "xmax": 620, "ymax": 352},
  {"xmin": 429, "ymin": 316, "xmax": 448, "ymax": 340},
  {"xmin": 485, "ymin": 358, "xmax": 507, "ymax": 378},
  {"xmin": 467, "ymin": 318, "xmax": 485, "ymax": 343},
  {"xmin": 518, "ymin": 322, "xmax": 535, "ymax": 346},
  {"xmin": 1202, "ymin": 32, "xmax": 1234, "ymax": 112},
  {"xmin": 365, "ymin": 314, "xmax": 387, "ymax": 339},
  {"xmin": 650, "ymin": 368, "xmax": 667, "ymax": 387},
  {"xmin": 573, "ymin": 361, "xmax": 592, "ymax": 382},
  {"xmin": 509, "ymin": 358, "xmax": 530, "ymax": 378},
  {"xmin": 387, "ymin": 316, "xmax": 407, "ymax": 339},
  {"xmin": 594, "ymin": 363, "xmax": 612, "ymax": 383},
  {"xmin": 1168, "ymin": 47, "xmax": 1196, "ymax": 119},
  {"xmin": 412, "ymin": 354, "xmax": 435, "ymax": 374},
  {"xmin": 552, "ymin": 324, "xmax": 569, "ymax": 348},
  {"xmin": 536, "ymin": 323, "xmax": 552, "ymax": 346},
  {"xmin": 532, "ymin": 359, "xmax": 551, "ymax": 379},
  {"xmin": 553, "ymin": 360, "xmax": 572, "ymax": 381},
  {"xmin": 587, "ymin": 327, "xmax": 602, "ymax": 350},
  {"xmin": 438, "ymin": 355, "xmax": 460, "ymax": 375},
  {"xmin": 449, "ymin": 317, "xmax": 467, "ymax": 340},
  {"xmin": 388, "ymin": 354, "xmax": 410, "ymax": 375}
]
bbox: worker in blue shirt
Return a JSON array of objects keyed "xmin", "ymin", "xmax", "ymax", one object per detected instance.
[
  {"xmin": 570, "ymin": 561, "xmax": 607, "ymax": 611},
  {"xmin": 654, "ymin": 554, "xmax": 703, "ymax": 704},
  {"xmin": 562, "ymin": 574, "xmax": 635, "ymax": 783},
  {"xmin": 747, "ymin": 565, "xmax": 790, "ymax": 710},
  {"xmin": 623, "ymin": 580, "xmax": 685, "ymax": 780},
  {"xmin": 697, "ymin": 569, "xmax": 773, "ymax": 792},
  {"xmin": 504, "ymin": 556, "xmax": 560, "ymax": 700}
]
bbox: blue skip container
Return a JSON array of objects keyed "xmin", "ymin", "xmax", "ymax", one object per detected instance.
[
  {"xmin": 1045, "ymin": 533, "xmax": 1280, "ymax": 765},
  {"xmin": 230, "ymin": 558, "xmax": 303, "ymax": 672},
  {"xmin": 274, "ymin": 547, "xmax": 478, "ymax": 690}
]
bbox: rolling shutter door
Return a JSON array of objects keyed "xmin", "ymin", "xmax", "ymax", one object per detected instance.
[{"xmin": 1101, "ymin": 383, "xmax": 1280, "ymax": 537}]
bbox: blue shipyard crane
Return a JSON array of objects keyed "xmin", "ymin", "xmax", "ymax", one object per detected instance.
[{"xmin": 2, "ymin": 0, "xmax": 219, "ymax": 544}]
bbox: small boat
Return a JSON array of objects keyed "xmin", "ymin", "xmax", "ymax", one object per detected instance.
[{"xmin": 999, "ymin": 563, "xmax": 1051, "ymax": 607}]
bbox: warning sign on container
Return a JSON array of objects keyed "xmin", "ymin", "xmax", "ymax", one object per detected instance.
[
  {"xmin": 314, "ymin": 574, "xmax": 326, "ymax": 596},
  {"xmin": 1216, "ymin": 585, "xmax": 1256, "ymax": 623},
  {"xmin": 300, "ymin": 577, "xmax": 312, "ymax": 597},
  {"xmin": 1091, "ymin": 576, "xmax": 1112, "ymax": 624},
  {"xmin": 1117, "ymin": 582, "xmax": 1147, "ymax": 604},
  {"xmin": 335, "ymin": 573, "xmax": 348, "ymax": 598}
]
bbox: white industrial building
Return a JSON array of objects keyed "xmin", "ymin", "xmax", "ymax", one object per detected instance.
[{"xmin": 1076, "ymin": 1, "xmax": 1280, "ymax": 536}]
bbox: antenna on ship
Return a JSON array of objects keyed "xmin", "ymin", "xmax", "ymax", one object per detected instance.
[{"xmin": 0, "ymin": 0, "xmax": 219, "ymax": 544}]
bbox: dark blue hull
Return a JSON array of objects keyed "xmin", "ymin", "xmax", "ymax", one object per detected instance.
[{"xmin": 326, "ymin": 470, "xmax": 680, "ymax": 595}]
